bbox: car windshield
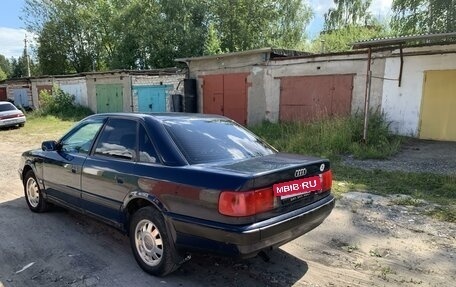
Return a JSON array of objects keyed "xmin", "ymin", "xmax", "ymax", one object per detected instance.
[
  {"xmin": 163, "ymin": 118, "xmax": 276, "ymax": 164},
  {"xmin": 0, "ymin": 103, "xmax": 17, "ymax": 112}
]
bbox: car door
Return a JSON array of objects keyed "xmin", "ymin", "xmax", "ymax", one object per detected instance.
[
  {"xmin": 81, "ymin": 117, "xmax": 139, "ymax": 224},
  {"xmin": 43, "ymin": 118, "xmax": 105, "ymax": 208}
]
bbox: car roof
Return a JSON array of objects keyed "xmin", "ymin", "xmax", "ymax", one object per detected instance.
[
  {"xmin": 87, "ymin": 112, "xmax": 229, "ymax": 123},
  {"xmin": 0, "ymin": 101, "xmax": 14, "ymax": 105}
]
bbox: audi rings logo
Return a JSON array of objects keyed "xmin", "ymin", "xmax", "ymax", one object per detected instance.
[{"xmin": 294, "ymin": 168, "xmax": 307, "ymax": 177}]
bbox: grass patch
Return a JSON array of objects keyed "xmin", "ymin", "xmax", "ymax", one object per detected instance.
[
  {"xmin": 332, "ymin": 164, "xmax": 456, "ymax": 222},
  {"xmin": 36, "ymin": 86, "xmax": 93, "ymax": 121},
  {"xmin": 1, "ymin": 115, "xmax": 76, "ymax": 146},
  {"xmin": 252, "ymin": 111, "xmax": 402, "ymax": 161},
  {"xmin": 332, "ymin": 165, "xmax": 456, "ymax": 205},
  {"xmin": 253, "ymin": 113, "xmax": 456, "ymax": 222}
]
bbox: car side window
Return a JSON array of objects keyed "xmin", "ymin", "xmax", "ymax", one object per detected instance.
[
  {"xmin": 61, "ymin": 121, "xmax": 104, "ymax": 154},
  {"xmin": 138, "ymin": 124, "xmax": 159, "ymax": 164},
  {"xmin": 94, "ymin": 118, "xmax": 137, "ymax": 161}
]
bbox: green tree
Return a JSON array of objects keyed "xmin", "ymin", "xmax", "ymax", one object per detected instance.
[
  {"xmin": 391, "ymin": 0, "xmax": 456, "ymax": 35},
  {"xmin": 210, "ymin": 0, "xmax": 312, "ymax": 52},
  {"xmin": 36, "ymin": 20, "xmax": 72, "ymax": 74},
  {"xmin": 109, "ymin": 0, "xmax": 209, "ymax": 69},
  {"xmin": 310, "ymin": 25, "xmax": 389, "ymax": 53},
  {"xmin": 0, "ymin": 54, "xmax": 12, "ymax": 78},
  {"xmin": 10, "ymin": 46, "xmax": 36, "ymax": 78},
  {"xmin": 0, "ymin": 68, "xmax": 7, "ymax": 81},
  {"xmin": 315, "ymin": 0, "xmax": 389, "ymax": 52},
  {"xmin": 24, "ymin": 0, "xmax": 113, "ymax": 73},
  {"xmin": 24, "ymin": 0, "xmax": 314, "ymax": 73},
  {"xmin": 204, "ymin": 23, "xmax": 222, "ymax": 55},
  {"xmin": 324, "ymin": 0, "xmax": 373, "ymax": 32}
]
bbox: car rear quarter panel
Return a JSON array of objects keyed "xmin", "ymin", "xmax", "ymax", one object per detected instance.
[{"xmin": 123, "ymin": 164, "xmax": 256, "ymax": 225}]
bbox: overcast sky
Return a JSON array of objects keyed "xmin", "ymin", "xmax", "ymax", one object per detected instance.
[{"xmin": 0, "ymin": 0, "xmax": 393, "ymax": 59}]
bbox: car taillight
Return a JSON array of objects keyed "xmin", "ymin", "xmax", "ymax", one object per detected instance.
[
  {"xmin": 219, "ymin": 187, "xmax": 274, "ymax": 217},
  {"xmin": 0, "ymin": 113, "xmax": 23, "ymax": 120},
  {"xmin": 319, "ymin": 170, "xmax": 332, "ymax": 191}
]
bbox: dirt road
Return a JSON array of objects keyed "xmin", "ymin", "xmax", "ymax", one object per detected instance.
[{"xmin": 1, "ymin": 128, "xmax": 455, "ymax": 287}]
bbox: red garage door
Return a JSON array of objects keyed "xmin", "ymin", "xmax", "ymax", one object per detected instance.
[
  {"xmin": 280, "ymin": 74, "xmax": 354, "ymax": 122},
  {"xmin": 202, "ymin": 73, "xmax": 248, "ymax": 125},
  {"xmin": 0, "ymin": 87, "xmax": 6, "ymax": 101}
]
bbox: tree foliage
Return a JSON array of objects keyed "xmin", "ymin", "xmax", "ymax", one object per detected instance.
[
  {"xmin": 210, "ymin": 0, "xmax": 312, "ymax": 52},
  {"xmin": 324, "ymin": 0, "xmax": 373, "ymax": 32},
  {"xmin": 9, "ymin": 47, "xmax": 37, "ymax": 78},
  {"xmin": 204, "ymin": 23, "xmax": 222, "ymax": 55},
  {"xmin": 310, "ymin": 25, "xmax": 389, "ymax": 53},
  {"xmin": 0, "ymin": 54, "xmax": 12, "ymax": 78},
  {"xmin": 23, "ymin": 0, "xmax": 313, "ymax": 74},
  {"xmin": 0, "ymin": 68, "xmax": 6, "ymax": 81},
  {"xmin": 391, "ymin": 0, "xmax": 456, "ymax": 35},
  {"xmin": 24, "ymin": 0, "xmax": 109, "ymax": 74},
  {"xmin": 316, "ymin": 0, "xmax": 388, "ymax": 52}
]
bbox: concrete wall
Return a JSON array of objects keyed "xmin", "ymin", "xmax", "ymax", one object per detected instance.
[
  {"xmin": 382, "ymin": 44, "xmax": 456, "ymax": 136},
  {"xmin": 185, "ymin": 50, "xmax": 389, "ymax": 126},
  {"xmin": 85, "ymin": 72, "xmax": 132, "ymax": 113},
  {"xmin": 132, "ymin": 74, "xmax": 185, "ymax": 112},
  {"xmin": 7, "ymin": 81, "xmax": 32, "ymax": 108},
  {"xmin": 186, "ymin": 52, "xmax": 268, "ymax": 114},
  {"xmin": 57, "ymin": 77, "xmax": 88, "ymax": 107},
  {"xmin": 31, "ymin": 77, "xmax": 88, "ymax": 109},
  {"xmin": 186, "ymin": 52, "xmax": 267, "ymax": 77},
  {"xmin": 31, "ymin": 78, "xmax": 54, "ymax": 108},
  {"xmin": 255, "ymin": 52, "xmax": 387, "ymax": 125}
]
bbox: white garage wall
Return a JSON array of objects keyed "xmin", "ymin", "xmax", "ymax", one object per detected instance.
[
  {"xmin": 382, "ymin": 45, "xmax": 456, "ymax": 136},
  {"xmin": 57, "ymin": 78, "xmax": 88, "ymax": 107}
]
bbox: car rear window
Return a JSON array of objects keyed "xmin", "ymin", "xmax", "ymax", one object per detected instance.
[
  {"xmin": 163, "ymin": 118, "xmax": 276, "ymax": 164},
  {"xmin": 0, "ymin": 103, "xmax": 17, "ymax": 112}
]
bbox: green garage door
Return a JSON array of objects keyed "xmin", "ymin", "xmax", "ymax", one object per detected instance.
[{"xmin": 96, "ymin": 84, "xmax": 123, "ymax": 113}]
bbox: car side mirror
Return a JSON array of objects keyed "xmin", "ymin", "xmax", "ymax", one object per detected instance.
[{"xmin": 42, "ymin": 140, "xmax": 58, "ymax": 151}]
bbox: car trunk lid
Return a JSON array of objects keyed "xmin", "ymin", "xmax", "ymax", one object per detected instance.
[{"xmin": 213, "ymin": 153, "xmax": 332, "ymax": 219}]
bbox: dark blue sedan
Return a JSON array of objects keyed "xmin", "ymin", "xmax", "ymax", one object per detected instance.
[{"xmin": 19, "ymin": 113, "xmax": 334, "ymax": 276}]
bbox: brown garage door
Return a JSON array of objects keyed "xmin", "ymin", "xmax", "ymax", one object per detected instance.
[
  {"xmin": 280, "ymin": 74, "xmax": 354, "ymax": 122},
  {"xmin": 202, "ymin": 73, "xmax": 248, "ymax": 125},
  {"xmin": 0, "ymin": 87, "xmax": 6, "ymax": 101}
]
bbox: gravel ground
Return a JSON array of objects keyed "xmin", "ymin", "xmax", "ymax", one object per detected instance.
[
  {"xmin": 1, "ymin": 128, "xmax": 455, "ymax": 287},
  {"xmin": 343, "ymin": 138, "xmax": 456, "ymax": 175}
]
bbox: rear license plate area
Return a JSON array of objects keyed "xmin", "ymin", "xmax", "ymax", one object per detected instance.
[{"xmin": 273, "ymin": 176, "xmax": 322, "ymax": 202}]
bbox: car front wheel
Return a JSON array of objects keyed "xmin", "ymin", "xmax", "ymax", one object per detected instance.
[
  {"xmin": 24, "ymin": 170, "xmax": 48, "ymax": 212},
  {"xmin": 129, "ymin": 206, "xmax": 181, "ymax": 276}
]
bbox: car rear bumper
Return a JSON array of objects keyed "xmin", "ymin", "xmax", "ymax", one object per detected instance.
[
  {"xmin": 0, "ymin": 116, "xmax": 26, "ymax": 127},
  {"xmin": 169, "ymin": 194, "xmax": 335, "ymax": 257}
]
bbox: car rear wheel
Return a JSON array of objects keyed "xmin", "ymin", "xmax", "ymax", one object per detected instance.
[
  {"xmin": 129, "ymin": 206, "xmax": 181, "ymax": 276},
  {"xmin": 24, "ymin": 170, "xmax": 48, "ymax": 212}
]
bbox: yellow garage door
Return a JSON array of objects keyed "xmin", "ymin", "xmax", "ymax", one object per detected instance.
[{"xmin": 420, "ymin": 70, "xmax": 456, "ymax": 141}]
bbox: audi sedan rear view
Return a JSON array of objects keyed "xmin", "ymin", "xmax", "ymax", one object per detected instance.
[{"xmin": 19, "ymin": 113, "xmax": 334, "ymax": 276}]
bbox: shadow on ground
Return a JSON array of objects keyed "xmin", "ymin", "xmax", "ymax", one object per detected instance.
[{"xmin": 0, "ymin": 197, "xmax": 308, "ymax": 287}]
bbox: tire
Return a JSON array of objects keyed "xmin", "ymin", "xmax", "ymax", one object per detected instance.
[
  {"xmin": 24, "ymin": 170, "xmax": 48, "ymax": 213},
  {"xmin": 129, "ymin": 206, "xmax": 182, "ymax": 276}
]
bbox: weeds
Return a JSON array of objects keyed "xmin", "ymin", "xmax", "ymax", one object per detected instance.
[
  {"xmin": 253, "ymin": 113, "xmax": 456, "ymax": 222},
  {"xmin": 379, "ymin": 266, "xmax": 396, "ymax": 281},
  {"xmin": 31, "ymin": 86, "xmax": 93, "ymax": 121},
  {"xmin": 252, "ymin": 111, "xmax": 402, "ymax": 160}
]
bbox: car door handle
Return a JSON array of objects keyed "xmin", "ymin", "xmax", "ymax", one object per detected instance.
[{"xmin": 115, "ymin": 176, "xmax": 124, "ymax": 184}]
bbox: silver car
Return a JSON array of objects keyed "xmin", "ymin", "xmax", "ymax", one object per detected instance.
[{"xmin": 0, "ymin": 101, "xmax": 26, "ymax": 128}]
